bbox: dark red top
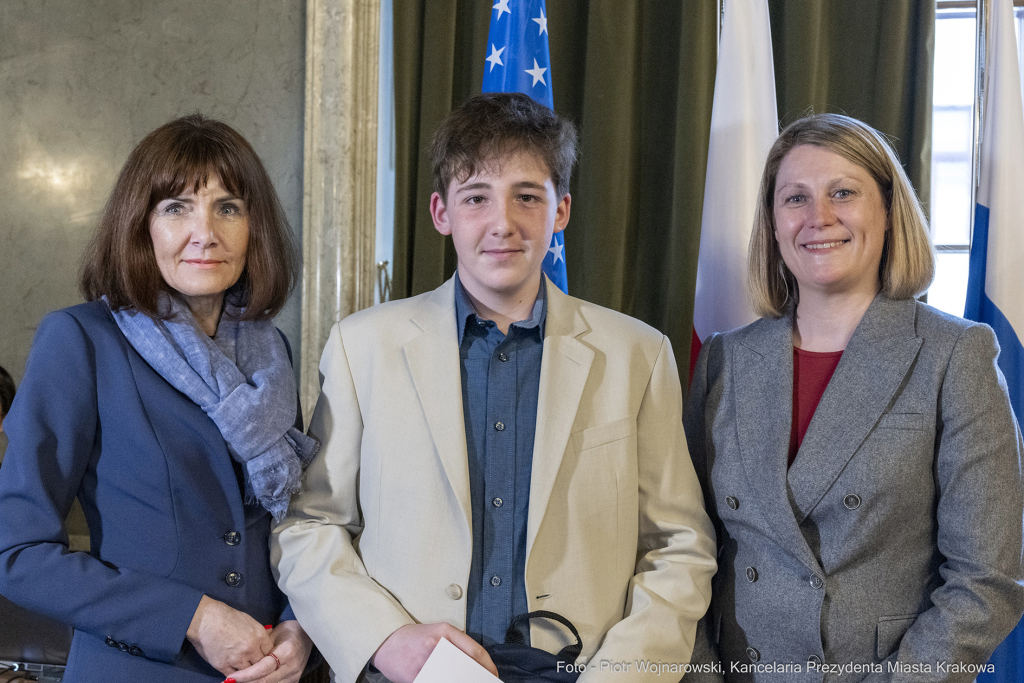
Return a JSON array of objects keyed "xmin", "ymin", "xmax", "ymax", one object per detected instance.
[{"xmin": 789, "ymin": 347, "xmax": 844, "ymax": 466}]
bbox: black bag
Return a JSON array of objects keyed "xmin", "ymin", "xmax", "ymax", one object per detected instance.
[{"xmin": 485, "ymin": 611, "xmax": 584, "ymax": 683}]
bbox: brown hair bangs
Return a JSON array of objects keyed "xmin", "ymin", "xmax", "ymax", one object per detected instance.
[{"xmin": 81, "ymin": 114, "xmax": 297, "ymax": 320}]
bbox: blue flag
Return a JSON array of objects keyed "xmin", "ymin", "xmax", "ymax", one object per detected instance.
[
  {"xmin": 482, "ymin": 0, "xmax": 568, "ymax": 293},
  {"xmin": 968, "ymin": 1, "xmax": 1024, "ymax": 680}
]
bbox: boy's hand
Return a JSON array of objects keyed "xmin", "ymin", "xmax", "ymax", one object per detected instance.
[{"xmin": 371, "ymin": 622, "xmax": 498, "ymax": 683}]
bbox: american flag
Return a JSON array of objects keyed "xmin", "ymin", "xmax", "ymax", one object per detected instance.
[{"xmin": 482, "ymin": 0, "xmax": 568, "ymax": 293}]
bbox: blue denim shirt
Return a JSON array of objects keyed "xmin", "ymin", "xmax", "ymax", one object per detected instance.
[{"xmin": 455, "ymin": 274, "xmax": 546, "ymax": 647}]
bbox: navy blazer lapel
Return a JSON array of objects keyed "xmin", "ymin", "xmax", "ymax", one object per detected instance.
[
  {"xmin": 787, "ymin": 296, "xmax": 923, "ymax": 522},
  {"xmin": 121, "ymin": 334, "xmax": 246, "ymax": 530},
  {"xmin": 732, "ymin": 314, "xmax": 820, "ymax": 568}
]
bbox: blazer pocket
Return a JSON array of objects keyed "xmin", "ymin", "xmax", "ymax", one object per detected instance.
[
  {"xmin": 571, "ymin": 416, "xmax": 637, "ymax": 453},
  {"xmin": 876, "ymin": 412, "xmax": 930, "ymax": 431},
  {"xmin": 877, "ymin": 613, "xmax": 920, "ymax": 659}
]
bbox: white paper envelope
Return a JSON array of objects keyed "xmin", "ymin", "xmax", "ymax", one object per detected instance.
[{"xmin": 412, "ymin": 636, "xmax": 501, "ymax": 683}]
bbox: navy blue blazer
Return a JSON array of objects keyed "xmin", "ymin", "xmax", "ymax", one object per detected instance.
[{"xmin": 0, "ymin": 301, "xmax": 291, "ymax": 682}]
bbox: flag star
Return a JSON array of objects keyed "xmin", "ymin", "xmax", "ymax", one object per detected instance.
[
  {"xmin": 492, "ymin": 0, "xmax": 511, "ymax": 20},
  {"xmin": 548, "ymin": 239, "xmax": 564, "ymax": 264},
  {"xmin": 532, "ymin": 8, "xmax": 548, "ymax": 35},
  {"xmin": 525, "ymin": 58, "xmax": 547, "ymax": 87},
  {"xmin": 485, "ymin": 44, "xmax": 505, "ymax": 72}
]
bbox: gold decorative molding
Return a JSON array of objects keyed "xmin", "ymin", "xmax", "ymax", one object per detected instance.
[{"xmin": 300, "ymin": 0, "xmax": 380, "ymax": 419}]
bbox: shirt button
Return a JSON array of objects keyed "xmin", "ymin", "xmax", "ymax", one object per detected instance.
[
  {"xmin": 223, "ymin": 530, "xmax": 241, "ymax": 546},
  {"xmin": 225, "ymin": 571, "xmax": 242, "ymax": 587},
  {"xmin": 446, "ymin": 583, "xmax": 463, "ymax": 600},
  {"xmin": 746, "ymin": 566, "xmax": 758, "ymax": 583},
  {"xmin": 844, "ymin": 493, "xmax": 862, "ymax": 510},
  {"xmin": 746, "ymin": 647, "xmax": 760, "ymax": 662},
  {"xmin": 492, "ymin": 498, "xmax": 503, "ymax": 507},
  {"xmin": 810, "ymin": 574, "xmax": 824, "ymax": 590},
  {"xmin": 494, "ymin": 422, "xmax": 505, "ymax": 431},
  {"xmin": 498, "ymin": 352, "xmax": 508, "ymax": 362},
  {"xmin": 725, "ymin": 496, "xmax": 739, "ymax": 510},
  {"xmin": 808, "ymin": 655, "xmax": 822, "ymax": 667},
  {"xmin": 491, "ymin": 576, "xmax": 501, "ymax": 587}
]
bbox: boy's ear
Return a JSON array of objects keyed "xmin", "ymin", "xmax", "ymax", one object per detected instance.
[
  {"xmin": 430, "ymin": 192, "xmax": 452, "ymax": 236},
  {"xmin": 553, "ymin": 193, "xmax": 571, "ymax": 234}
]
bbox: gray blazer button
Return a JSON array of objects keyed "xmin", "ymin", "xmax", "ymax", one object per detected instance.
[
  {"xmin": 746, "ymin": 567, "xmax": 758, "ymax": 583},
  {"xmin": 225, "ymin": 571, "xmax": 242, "ymax": 587},
  {"xmin": 446, "ymin": 583, "xmax": 463, "ymax": 600},
  {"xmin": 746, "ymin": 647, "xmax": 760, "ymax": 662},
  {"xmin": 810, "ymin": 574, "xmax": 824, "ymax": 589},
  {"xmin": 808, "ymin": 655, "xmax": 822, "ymax": 667},
  {"xmin": 725, "ymin": 496, "xmax": 739, "ymax": 510},
  {"xmin": 844, "ymin": 494, "xmax": 861, "ymax": 510}
]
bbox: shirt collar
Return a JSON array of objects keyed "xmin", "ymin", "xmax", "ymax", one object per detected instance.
[{"xmin": 454, "ymin": 272, "xmax": 547, "ymax": 346}]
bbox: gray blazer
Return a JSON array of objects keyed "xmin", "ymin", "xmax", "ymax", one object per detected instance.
[{"xmin": 683, "ymin": 295, "xmax": 1024, "ymax": 682}]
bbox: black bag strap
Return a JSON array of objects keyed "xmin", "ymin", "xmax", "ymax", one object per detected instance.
[{"xmin": 504, "ymin": 611, "xmax": 583, "ymax": 663}]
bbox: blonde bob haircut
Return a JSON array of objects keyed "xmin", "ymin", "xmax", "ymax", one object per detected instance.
[{"xmin": 748, "ymin": 113, "xmax": 935, "ymax": 318}]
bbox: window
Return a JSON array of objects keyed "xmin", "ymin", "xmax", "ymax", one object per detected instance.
[
  {"xmin": 928, "ymin": 4, "xmax": 976, "ymax": 316},
  {"xmin": 928, "ymin": 0, "xmax": 1024, "ymax": 315}
]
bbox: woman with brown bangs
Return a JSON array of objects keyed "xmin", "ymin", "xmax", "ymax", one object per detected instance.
[{"xmin": 0, "ymin": 115, "xmax": 316, "ymax": 683}]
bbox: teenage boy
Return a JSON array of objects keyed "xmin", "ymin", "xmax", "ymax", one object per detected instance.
[{"xmin": 272, "ymin": 93, "xmax": 716, "ymax": 683}]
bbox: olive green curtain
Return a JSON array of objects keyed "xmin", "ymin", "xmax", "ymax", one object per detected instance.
[
  {"xmin": 392, "ymin": 0, "xmax": 934, "ymax": 386},
  {"xmin": 770, "ymin": 0, "xmax": 935, "ymax": 213}
]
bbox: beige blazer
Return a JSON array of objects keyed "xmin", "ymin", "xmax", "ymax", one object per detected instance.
[{"xmin": 271, "ymin": 276, "xmax": 717, "ymax": 683}]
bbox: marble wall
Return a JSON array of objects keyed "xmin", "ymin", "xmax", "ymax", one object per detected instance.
[{"xmin": 0, "ymin": 0, "xmax": 306, "ymax": 385}]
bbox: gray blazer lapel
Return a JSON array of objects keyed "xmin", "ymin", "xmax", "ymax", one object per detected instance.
[
  {"xmin": 733, "ymin": 314, "xmax": 820, "ymax": 568},
  {"xmin": 402, "ymin": 278, "xmax": 473, "ymax": 530},
  {"xmin": 787, "ymin": 296, "xmax": 923, "ymax": 522},
  {"xmin": 527, "ymin": 279, "xmax": 594, "ymax": 554}
]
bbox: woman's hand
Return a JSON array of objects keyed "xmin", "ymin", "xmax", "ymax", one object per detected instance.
[
  {"xmin": 227, "ymin": 620, "xmax": 314, "ymax": 683},
  {"xmin": 186, "ymin": 595, "xmax": 273, "ymax": 675}
]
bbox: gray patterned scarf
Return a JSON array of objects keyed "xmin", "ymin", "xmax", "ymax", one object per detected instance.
[{"xmin": 107, "ymin": 293, "xmax": 318, "ymax": 520}]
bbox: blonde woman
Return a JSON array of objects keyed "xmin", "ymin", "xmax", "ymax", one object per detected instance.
[{"xmin": 685, "ymin": 113, "xmax": 1024, "ymax": 681}]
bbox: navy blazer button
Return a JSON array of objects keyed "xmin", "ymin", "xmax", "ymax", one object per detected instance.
[
  {"xmin": 746, "ymin": 566, "xmax": 758, "ymax": 582},
  {"xmin": 810, "ymin": 574, "xmax": 824, "ymax": 589},
  {"xmin": 446, "ymin": 583, "xmax": 463, "ymax": 600},
  {"xmin": 725, "ymin": 496, "xmax": 739, "ymax": 510},
  {"xmin": 844, "ymin": 494, "xmax": 861, "ymax": 510},
  {"xmin": 105, "ymin": 637, "xmax": 117, "ymax": 648},
  {"xmin": 129, "ymin": 645, "xmax": 143, "ymax": 657},
  {"xmin": 225, "ymin": 571, "xmax": 242, "ymax": 587},
  {"xmin": 746, "ymin": 647, "xmax": 760, "ymax": 662},
  {"xmin": 808, "ymin": 655, "xmax": 822, "ymax": 667},
  {"xmin": 116, "ymin": 642, "xmax": 129, "ymax": 652},
  {"xmin": 224, "ymin": 530, "xmax": 241, "ymax": 545}
]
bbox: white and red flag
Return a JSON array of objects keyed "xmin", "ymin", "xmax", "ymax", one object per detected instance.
[{"xmin": 691, "ymin": 0, "xmax": 778, "ymax": 379}]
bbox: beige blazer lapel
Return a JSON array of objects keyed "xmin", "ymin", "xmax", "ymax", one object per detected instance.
[
  {"xmin": 787, "ymin": 296, "xmax": 923, "ymax": 522},
  {"xmin": 733, "ymin": 314, "xmax": 821, "ymax": 570},
  {"xmin": 527, "ymin": 278, "xmax": 594, "ymax": 556},
  {"xmin": 402, "ymin": 278, "xmax": 473, "ymax": 530}
]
